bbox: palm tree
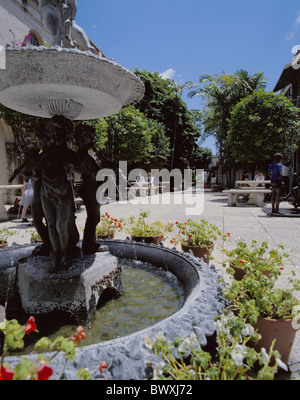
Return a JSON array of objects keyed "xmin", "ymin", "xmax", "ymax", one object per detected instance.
[{"xmin": 187, "ymin": 70, "xmax": 267, "ymax": 185}]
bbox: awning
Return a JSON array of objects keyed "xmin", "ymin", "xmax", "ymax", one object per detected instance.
[{"xmin": 273, "ymin": 62, "xmax": 299, "ymax": 92}]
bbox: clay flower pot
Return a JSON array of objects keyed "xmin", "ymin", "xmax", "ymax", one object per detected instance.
[
  {"xmin": 181, "ymin": 243, "xmax": 214, "ymax": 265},
  {"xmin": 230, "ymin": 263, "xmax": 273, "ymax": 281},
  {"xmin": 97, "ymin": 233, "xmax": 115, "ymax": 240},
  {"xmin": 0, "ymin": 241, "xmax": 8, "ymax": 249},
  {"xmin": 253, "ymin": 317, "xmax": 297, "ymax": 364},
  {"xmin": 131, "ymin": 235, "xmax": 161, "ymax": 245}
]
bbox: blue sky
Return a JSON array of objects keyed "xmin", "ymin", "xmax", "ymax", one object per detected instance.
[{"xmin": 76, "ymin": 0, "xmax": 300, "ymax": 154}]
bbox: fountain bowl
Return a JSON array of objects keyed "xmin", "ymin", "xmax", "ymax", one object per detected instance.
[{"xmin": 0, "ymin": 47, "xmax": 145, "ymax": 120}]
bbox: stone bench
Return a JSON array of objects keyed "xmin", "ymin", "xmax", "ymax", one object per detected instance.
[
  {"xmin": 223, "ymin": 189, "xmax": 271, "ymax": 207},
  {"xmin": 127, "ymin": 185, "xmax": 167, "ymax": 198}
]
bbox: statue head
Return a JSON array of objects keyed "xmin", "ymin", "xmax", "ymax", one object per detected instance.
[
  {"xmin": 36, "ymin": 115, "xmax": 74, "ymax": 150},
  {"xmin": 75, "ymin": 124, "xmax": 96, "ymax": 150}
]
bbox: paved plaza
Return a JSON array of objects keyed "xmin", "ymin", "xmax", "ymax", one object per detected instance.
[{"xmin": 1, "ymin": 188, "xmax": 300, "ymax": 379}]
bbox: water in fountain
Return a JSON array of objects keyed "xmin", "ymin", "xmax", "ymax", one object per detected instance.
[{"xmin": 3, "ymin": 258, "xmax": 184, "ymax": 355}]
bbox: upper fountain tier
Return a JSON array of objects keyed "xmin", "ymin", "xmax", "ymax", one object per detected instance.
[{"xmin": 0, "ymin": 46, "xmax": 145, "ymax": 120}]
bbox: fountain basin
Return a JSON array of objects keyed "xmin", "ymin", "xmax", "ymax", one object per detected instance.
[
  {"xmin": 0, "ymin": 240, "xmax": 226, "ymax": 380},
  {"xmin": 0, "ymin": 47, "xmax": 145, "ymax": 120},
  {"xmin": 17, "ymin": 251, "xmax": 122, "ymax": 315}
]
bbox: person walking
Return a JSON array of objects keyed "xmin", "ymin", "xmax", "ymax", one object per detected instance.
[
  {"xmin": 269, "ymin": 153, "xmax": 283, "ymax": 214},
  {"xmin": 19, "ymin": 178, "xmax": 34, "ymax": 224}
]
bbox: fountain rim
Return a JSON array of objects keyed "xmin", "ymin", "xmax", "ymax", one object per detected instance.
[{"xmin": 1, "ymin": 240, "xmax": 225, "ymax": 379}]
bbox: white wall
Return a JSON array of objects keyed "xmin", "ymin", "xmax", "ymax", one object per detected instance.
[
  {"xmin": 0, "ymin": 0, "xmax": 51, "ymax": 47},
  {"xmin": 0, "ymin": 0, "xmax": 51, "ymax": 196}
]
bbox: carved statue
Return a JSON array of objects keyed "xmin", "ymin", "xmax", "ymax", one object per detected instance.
[
  {"xmin": 9, "ymin": 145, "xmax": 52, "ymax": 256},
  {"xmin": 34, "ymin": 116, "xmax": 80, "ymax": 271},
  {"xmin": 9, "ymin": 116, "xmax": 103, "ymax": 271},
  {"xmin": 74, "ymin": 124, "xmax": 101, "ymax": 255},
  {"xmin": 38, "ymin": 0, "xmax": 60, "ymax": 45},
  {"xmin": 38, "ymin": 0, "xmax": 95, "ymax": 52}
]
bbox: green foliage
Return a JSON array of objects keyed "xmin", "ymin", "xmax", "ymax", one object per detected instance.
[
  {"xmin": 124, "ymin": 210, "xmax": 173, "ymax": 239},
  {"xmin": 188, "ymin": 70, "xmax": 267, "ymax": 168},
  {"xmin": 0, "ymin": 317, "xmax": 107, "ymax": 380},
  {"xmin": 146, "ymin": 314, "xmax": 284, "ymax": 380},
  {"xmin": 223, "ymin": 269, "xmax": 300, "ymax": 324},
  {"xmin": 0, "ymin": 228, "xmax": 15, "ymax": 245},
  {"xmin": 222, "ymin": 239, "xmax": 290, "ymax": 278},
  {"xmin": 227, "ymin": 90, "xmax": 300, "ymax": 168},
  {"xmin": 95, "ymin": 213, "xmax": 123, "ymax": 237},
  {"xmin": 134, "ymin": 69, "xmax": 202, "ymax": 169},
  {"xmin": 190, "ymin": 146, "xmax": 213, "ymax": 169},
  {"xmin": 0, "ymin": 104, "xmax": 43, "ymax": 155},
  {"xmin": 93, "ymin": 106, "xmax": 169, "ymax": 169},
  {"xmin": 172, "ymin": 219, "xmax": 224, "ymax": 246}
]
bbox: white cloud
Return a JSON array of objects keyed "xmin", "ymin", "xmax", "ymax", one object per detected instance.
[
  {"xmin": 160, "ymin": 68, "xmax": 176, "ymax": 80},
  {"xmin": 287, "ymin": 12, "xmax": 300, "ymax": 41}
]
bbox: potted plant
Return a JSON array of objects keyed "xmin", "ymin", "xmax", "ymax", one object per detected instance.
[
  {"xmin": 171, "ymin": 219, "xmax": 224, "ymax": 264},
  {"xmin": 124, "ymin": 210, "xmax": 173, "ymax": 244},
  {"xmin": 222, "ymin": 239, "xmax": 289, "ymax": 280},
  {"xmin": 145, "ymin": 313, "xmax": 287, "ymax": 380},
  {"xmin": 95, "ymin": 213, "xmax": 123, "ymax": 239},
  {"xmin": 0, "ymin": 227, "xmax": 15, "ymax": 248},
  {"xmin": 222, "ymin": 269, "xmax": 300, "ymax": 364},
  {"xmin": 27, "ymin": 229, "xmax": 42, "ymax": 243}
]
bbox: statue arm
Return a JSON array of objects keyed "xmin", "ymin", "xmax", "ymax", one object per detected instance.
[{"xmin": 69, "ymin": 0, "xmax": 77, "ymax": 21}]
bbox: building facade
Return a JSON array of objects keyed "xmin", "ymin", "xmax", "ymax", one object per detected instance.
[
  {"xmin": 274, "ymin": 51, "xmax": 300, "ymax": 175},
  {"xmin": 0, "ymin": 0, "xmax": 101, "ymax": 198},
  {"xmin": 0, "ymin": 0, "xmax": 53, "ymax": 189}
]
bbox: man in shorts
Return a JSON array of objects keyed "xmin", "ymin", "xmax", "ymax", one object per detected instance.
[{"xmin": 269, "ymin": 153, "xmax": 283, "ymax": 214}]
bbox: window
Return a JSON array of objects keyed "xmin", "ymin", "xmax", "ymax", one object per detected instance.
[{"xmin": 25, "ymin": 30, "xmax": 43, "ymax": 46}]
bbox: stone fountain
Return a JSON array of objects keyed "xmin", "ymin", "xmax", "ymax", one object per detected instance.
[
  {"xmin": 0, "ymin": 0, "xmax": 144, "ymax": 314},
  {"xmin": 0, "ymin": 1, "xmax": 226, "ymax": 380}
]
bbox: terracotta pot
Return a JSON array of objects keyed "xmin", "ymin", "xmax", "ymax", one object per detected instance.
[
  {"xmin": 253, "ymin": 317, "xmax": 297, "ymax": 364},
  {"xmin": 97, "ymin": 233, "xmax": 115, "ymax": 240},
  {"xmin": 31, "ymin": 239, "xmax": 43, "ymax": 243},
  {"xmin": 131, "ymin": 235, "xmax": 161, "ymax": 244},
  {"xmin": 181, "ymin": 243, "xmax": 214, "ymax": 265},
  {"xmin": 0, "ymin": 241, "xmax": 8, "ymax": 249},
  {"xmin": 230, "ymin": 263, "xmax": 272, "ymax": 281}
]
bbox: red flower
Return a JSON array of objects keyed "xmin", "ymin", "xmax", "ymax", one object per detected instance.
[
  {"xmin": 0, "ymin": 365, "xmax": 15, "ymax": 381},
  {"xmin": 36, "ymin": 362, "xmax": 53, "ymax": 381},
  {"xmin": 175, "ymin": 222, "xmax": 178, "ymax": 225},
  {"xmin": 99, "ymin": 361, "xmax": 108, "ymax": 374},
  {"xmin": 280, "ymin": 267, "xmax": 284, "ymax": 270},
  {"xmin": 189, "ymin": 235, "xmax": 192, "ymax": 239},
  {"xmin": 25, "ymin": 316, "xmax": 37, "ymax": 335},
  {"xmin": 71, "ymin": 326, "xmax": 87, "ymax": 344},
  {"xmin": 239, "ymin": 260, "xmax": 245, "ymax": 264},
  {"xmin": 226, "ymin": 232, "xmax": 231, "ymax": 238}
]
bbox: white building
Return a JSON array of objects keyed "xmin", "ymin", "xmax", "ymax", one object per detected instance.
[
  {"xmin": 0, "ymin": 0, "xmax": 101, "ymax": 210},
  {"xmin": 0, "ymin": 0, "xmax": 52, "ymax": 190}
]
